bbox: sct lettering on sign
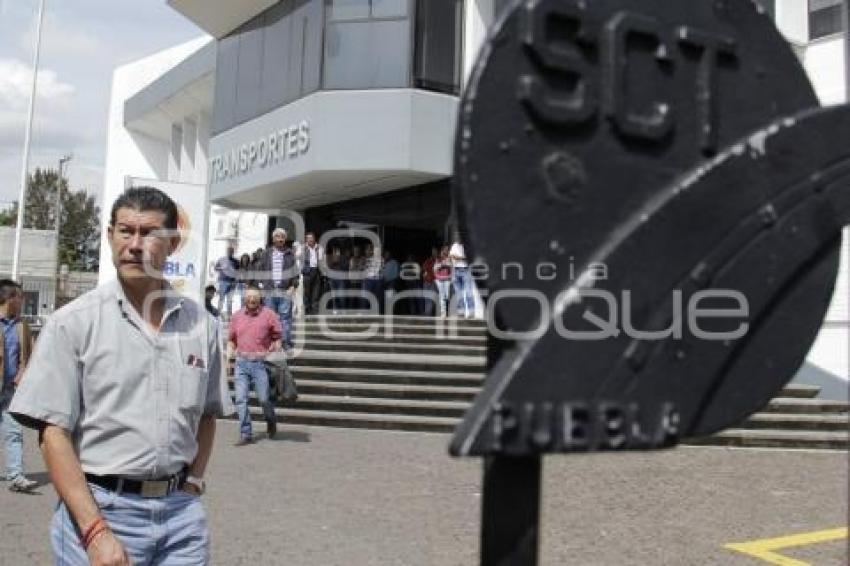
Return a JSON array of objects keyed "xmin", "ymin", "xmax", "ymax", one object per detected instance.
[{"xmin": 210, "ymin": 120, "xmax": 310, "ymax": 183}]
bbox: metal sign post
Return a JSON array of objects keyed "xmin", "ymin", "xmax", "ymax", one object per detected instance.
[
  {"xmin": 481, "ymin": 456, "xmax": 541, "ymax": 565},
  {"xmin": 450, "ymin": 1, "xmax": 850, "ymax": 564}
]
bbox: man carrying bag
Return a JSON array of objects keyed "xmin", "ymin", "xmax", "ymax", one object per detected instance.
[{"xmin": 266, "ymin": 350, "xmax": 298, "ymax": 406}]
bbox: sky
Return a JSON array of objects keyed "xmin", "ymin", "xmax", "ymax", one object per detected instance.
[{"xmin": 0, "ymin": 0, "xmax": 204, "ymax": 207}]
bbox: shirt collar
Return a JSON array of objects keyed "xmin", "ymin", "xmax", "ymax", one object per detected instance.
[
  {"xmin": 110, "ymin": 278, "xmax": 184, "ymax": 320},
  {"xmin": 242, "ymin": 306, "xmax": 262, "ymax": 317}
]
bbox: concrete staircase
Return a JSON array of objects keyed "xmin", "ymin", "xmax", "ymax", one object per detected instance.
[
  {"xmin": 238, "ymin": 315, "xmax": 848, "ymax": 449},
  {"xmin": 244, "ymin": 315, "xmax": 485, "ymax": 433},
  {"xmin": 686, "ymin": 384, "xmax": 849, "ymax": 450}
]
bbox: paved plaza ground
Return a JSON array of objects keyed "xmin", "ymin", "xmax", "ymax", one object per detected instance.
[{"xmin": 0, "ymin": 421, "xmax": 846, "ymax": 565}]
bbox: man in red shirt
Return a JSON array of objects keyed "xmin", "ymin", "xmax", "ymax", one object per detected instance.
[{"xmin": 227, "ymin": 286, "xmax": 282, "ymax": 444}]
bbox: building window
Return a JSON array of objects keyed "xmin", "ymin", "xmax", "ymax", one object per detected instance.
[
  {"xmin": 327, "ymin": 0, "xmax": 370, "ymax": 19},
  {"xmin": 413, "ymin": 0, "xmax": 463, "ymax": 94},
  {"xmin": 755, "ymin": 0, "xmax": 775, "ymax": 19},
  {"xmin": 322, "ymin": 0, "xmax": 412, "ymax": 89},
  {"xmin": 23, "ymin": 291, "xmax": 38, "ymax": 316},
  {"xmin": 809, "ymin": 0, "xmax": 844, "ymax": 40},
  {"xmin": 213, "ymin": 0, "xmax": 324, "ymax": 135},
  {"xmin": 326, "ymin": 0, "xmax": 408, "ymax": 20},
  {"xmin": 213, "ymin": 0, "xmax": 463, "ymax": 133}
]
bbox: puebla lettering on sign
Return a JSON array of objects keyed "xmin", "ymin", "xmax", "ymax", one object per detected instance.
[
  {"xmin": 164, "ymin": 261, "xmax": 196, "ymax": 278},
  {"xmin": 487, "ymin": 400, "xmax": 680, "ymax": 453},
  {"xmin": 209, "ymin": 120, "xmax": 310, "ymax": 184}
]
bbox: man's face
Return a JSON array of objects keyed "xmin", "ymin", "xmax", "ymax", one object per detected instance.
[
  {"xmin": 227, "ymin": 246, "xmax": 235, "ymax": 256},
  {"xmin": 205, "ymin": 288, "xmax": 215, "ymax": 301},
  {"xmin": 108, "ymin": 208, "xmax": 178, "ymax": 281},
  {"xmin": 5, "ymin": 289, "xmax": 22, "ymax": 317},
  {"xmin": 244, "ymin": 290, "xmax": 262, "ymax": 312},
  {"xmin": 306, "ymin": 234, "xmax": 316, "ymax": 247},
  {"xmin": 273, "ymin": 232, "xmax": 286, "ymax": 249}
]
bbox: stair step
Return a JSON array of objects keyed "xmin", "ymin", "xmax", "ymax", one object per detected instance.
[
  {"xmin": 687, "ymin": 428, "xmax": 849, "ymax": 449},
  {"xmin": 303, "ymin": 315, "xmax": 487, "ymax": 328},
  {"xmin": 243, "ymin": 393, "xmax": 470, "ymax": 418},
  {"xmin": 292, "ymin": 366, "xmax": 485, "ymax": 387},
  {"xmin": 294, "ymin": 322, "xmax": 486, "ymax": 337},
  {"xmin": 297, "ymin": 380, "xmax": 480, "ymax": 401},
  {"xmin": 246, "ymin": 406, "xmax": 459, "ymax": 433},
  {"xmin": 764, "ymin": 398, "xmax": 849, "ymax": 414},
  {"xmin": 779, "ymin": 384, "xmax": 822, "ymax": 399},
  {"xmin": 290, "ymin": 394, "xmax": 469, "ymax": 417},
  {"xmin": 293, "ymin": 331, "xmax": 487, "ymax": 346},
  {"xmin": 743, "ymin": 413, "xmax": 848, "ymax": 431},
  {"xmin": 301, "ymin": 339, "xmax": 485, "ymax": 355},
  {"xmin": 290, "ymin": 350, "xmax": 486, "ymax": 372}
]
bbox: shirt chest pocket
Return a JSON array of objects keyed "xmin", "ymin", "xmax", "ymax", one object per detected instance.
[{"xmin": 180, "ymin": 366, "xmax": 208, "ymax": 413}]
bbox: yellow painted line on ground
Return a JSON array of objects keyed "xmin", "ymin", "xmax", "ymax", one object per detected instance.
[{"xmin": 724, "ymin": 527, "xmax": 847, "ymax": 565}]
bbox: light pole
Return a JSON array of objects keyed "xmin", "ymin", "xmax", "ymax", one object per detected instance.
[
  {"xmin": 11, "ymin": 0, "xmax": 46, "ymax": 281},
  {"xmin": 55, "ymin": 154, "xmax": 72, "ymax": 309}
]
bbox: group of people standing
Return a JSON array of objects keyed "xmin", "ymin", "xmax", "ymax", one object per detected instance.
[
  {"xmin": 220, "ymin": 232, "xmax": 477, "ymax": 449},
  {"xmin": 211, "ymin": 233, "xmax": 478, "ymax": 320},
  {"xmin": 423, "ymin": 241, "xmax": 476, "ymax": 318},
  {"xmin": 209, "ymin": 229, "xmax": 327, "ymax": 348},
  {"xmin": 354, "ymin": 241, "xmax": 476, "ymax": 318}
]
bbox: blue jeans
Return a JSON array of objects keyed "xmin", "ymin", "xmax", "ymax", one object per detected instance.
[
  {"xmin": 1, "ymin": 390, "xmax": 24, "ymax": 480},
  {"xmin": 51, "ymin": 483, "xmax": 209, "ymax": 565},
  {"xmin": 265, "ymin": 295, "xmax": 294, "ymax": 348},
  {"xmin": 234, "ymin": 359, "xmax": 275, "ymax": 439},
  {"xmin": 435, "ymin": 280, "xmax": 451, "ymax": 316},
  {"xmin": 452, "ymin": 267, "xmax": 475, "ymax": 315}
]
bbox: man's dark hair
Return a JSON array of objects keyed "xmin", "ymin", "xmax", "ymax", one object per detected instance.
[
  {"xmin": 205, "ymin": 285, "xmax": 216, "ymax": 293},
  {"xmin": 245, "ymin": 283, "xmax": 261, "ymax": 292},
  {"xmin": 0, "ymin": 279, "xmax": 22, "ymax": 306},
  {"xmin": 110, "ymin": 186, "xmax": 179, "ymax": 230}
]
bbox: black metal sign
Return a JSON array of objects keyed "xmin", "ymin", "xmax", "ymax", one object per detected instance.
[
  {"xmin": 451, "ymin": 0, "xmax": 850, "ymax": 563},
  {"xmin": 451, "ymin": 0, "xmax": 849, "ymax": 456}
]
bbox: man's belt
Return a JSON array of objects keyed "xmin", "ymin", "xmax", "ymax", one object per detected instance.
[
  {"xmin": 85, "ymin": 470, "xmax": 186, "ymax": 498},
  {"xmin": 236, "ymin": 353, "xmax": 267, "ymax": 362}
]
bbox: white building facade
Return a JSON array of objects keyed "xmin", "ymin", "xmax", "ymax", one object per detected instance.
[
  {"xmin": 100, "ymin": 0, "xmax": 848, "ymax": 397},
  {"xmin": 98, "ymin": 36, "xmax": 269, "ymax": 291},
  {"xmin": 0, "ymin": 228, "xmax": 57, "ymax": 318}
]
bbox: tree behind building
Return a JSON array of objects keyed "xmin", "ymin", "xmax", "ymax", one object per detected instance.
[{"xmin": 1, "ymin": 168, "xmax": 100, "ymax": 272}]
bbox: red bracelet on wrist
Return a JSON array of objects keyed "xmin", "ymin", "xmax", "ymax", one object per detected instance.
[
  {"xmin": 83, "ymin": 523, "xmax": 109, "ymax": 550},
  {"xmin": 81, "ymin": 517, "xmax": 108, "ymax": 550}
]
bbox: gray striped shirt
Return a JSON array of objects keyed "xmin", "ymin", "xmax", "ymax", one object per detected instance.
[{"xmin": 272, "ymin": 249, "xmax": 285, "ymax": 285}]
